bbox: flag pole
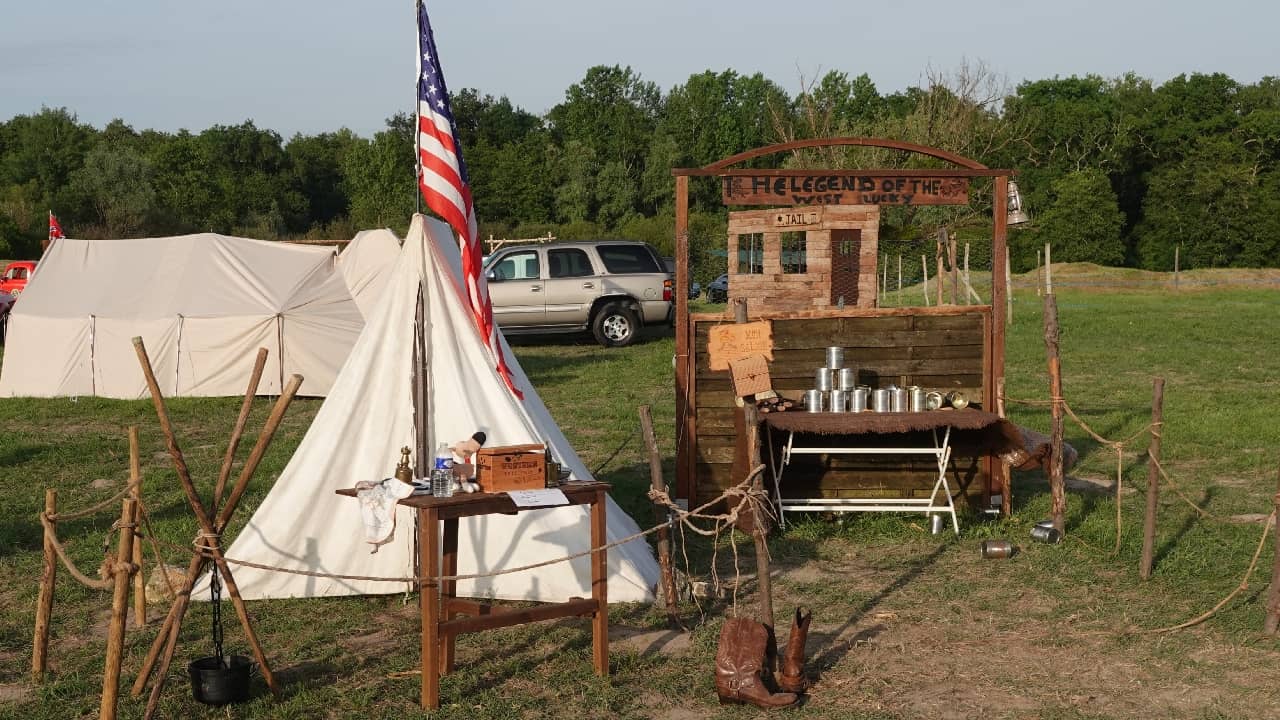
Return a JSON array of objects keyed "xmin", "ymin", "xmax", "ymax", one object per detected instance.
[
  {"xmin": 414, "ymin": 0, "xmax": 423, "ymax": 217},
  {"xmin": 412, "ymin": 0, "xmax": 427, "ymax": 474}
]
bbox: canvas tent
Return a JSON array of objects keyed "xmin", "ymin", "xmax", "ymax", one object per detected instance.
[
  {"xmin": 0, "ymin": 231, "xmax": 399, "ymax": 399},
  {"xmin": 200, "ymin": 214, "xmax": 659, "ymax": 603},
  {"xmin": 336, "ymin": 228, "xmax": 401, "ymax": 321}
]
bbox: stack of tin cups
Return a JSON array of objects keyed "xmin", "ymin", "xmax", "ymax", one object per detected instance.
[{"xmin": 808, "ymin": 347, "xmax": 862, "ymax": 412}]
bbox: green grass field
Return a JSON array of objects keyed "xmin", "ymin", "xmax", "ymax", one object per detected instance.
[{"xmin": 2, "ymin": 267, "xmax": 1279, "ymax": 719}]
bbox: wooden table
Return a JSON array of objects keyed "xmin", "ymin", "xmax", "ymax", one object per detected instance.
[{"xmin": 338, "ymin": 482, "xmax": 610, "ymax": 709}]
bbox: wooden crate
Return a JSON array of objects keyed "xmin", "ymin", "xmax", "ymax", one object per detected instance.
[{"xmin": 477, "ymin": 444, "xmax": 546, "ymax": 493}]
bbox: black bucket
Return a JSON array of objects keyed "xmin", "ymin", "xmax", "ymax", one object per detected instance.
[{"xmin": 188, "ymin": 655, "xmax": 252, "ymax": 705}]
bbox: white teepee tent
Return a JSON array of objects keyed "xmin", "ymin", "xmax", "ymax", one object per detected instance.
[{"xmin": 206, "ymin": 215, "xmax": 659, "ymax": 603}]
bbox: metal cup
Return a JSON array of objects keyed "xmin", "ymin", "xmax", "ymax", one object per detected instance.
[
  {"xmin": 929, "ymin": 513, "xmax": 945, "ymax": 535},
  {"xmin": 925, "ymin": 391, "xmax": 944, "ymax": 411},
  {"xmin": 850, "ymin": 386, "xmax": 868, "ymax": 413},
  {"xmin": 889, "ymin": 386, "xmax": 907, "ymax": 413},
  {"xmin": 871, "ymin": 388, "xmax": 890, "ymax": 412},
  {"xmin": 829, "ymin": 390, "xmax": 848, "ymax": 413},
  {"xmin": 908, "ymin": 385, "xmax": 925, "ymax": 412},
  {"xmin": 803, "ymin": 389, "xmax": 824, "ymax": 412},
  {"xmin": 815, "ymin": 368, "xmax": 833, "ymax": 392},
  {"xmin": 825, "ymin": 346, "xmax": 844, "ymax": 369},
  {"xmin": 837, "ymin": 368, "xmax": 858, "ymax": 391}
]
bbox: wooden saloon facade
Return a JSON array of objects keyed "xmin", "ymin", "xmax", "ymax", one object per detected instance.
[{"xmin": 672, "ymin": 138, "xmax": 1015, "ymax": 514}]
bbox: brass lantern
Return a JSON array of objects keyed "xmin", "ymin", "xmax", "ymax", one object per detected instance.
[{"xmin": 1006, "ymin": 181, "xmax": 1030, "ymax": 226}]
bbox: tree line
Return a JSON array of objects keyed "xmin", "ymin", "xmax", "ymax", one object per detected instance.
[{"xmin": 2, "ymin": 64, "xmax": 1277, "ymax": 283}]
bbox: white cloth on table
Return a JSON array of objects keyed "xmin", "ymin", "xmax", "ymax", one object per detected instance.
[{"xmin": 354, "ymin": 478, "xmax": 415, "ymax": 552}]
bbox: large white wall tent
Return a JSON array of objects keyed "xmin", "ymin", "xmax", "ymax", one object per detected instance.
[
  {"xmin": 0, "ymin": 231, "xmax": 399, "ymax": 398},
  {"xmin": 199, "ymin": 215, "xmax": 659, "ymax": 603}
]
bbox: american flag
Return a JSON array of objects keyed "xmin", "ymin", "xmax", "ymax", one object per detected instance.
[
  {"xmin": 48, "ymin": 211, "xmax": 65, "ymax": 242},
  {"xmin": 416, "ymin": 1, "xmax": 520, "ymax": 397}
]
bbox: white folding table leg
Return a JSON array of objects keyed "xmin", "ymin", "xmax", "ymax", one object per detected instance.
[{"xmin": 766, "ymin": 425, "xmax": 787, "ymax": 529}]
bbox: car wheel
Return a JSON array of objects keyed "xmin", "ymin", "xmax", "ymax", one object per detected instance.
[{"xmin": 591, "ymin": 302, "xmax": 639, "ymax": 348}]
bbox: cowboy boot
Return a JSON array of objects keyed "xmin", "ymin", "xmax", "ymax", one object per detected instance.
[
  {"xmin": 715, "ymin": 617, "xmax": 799, "ymax": 709},
  {"xmin": 777, "ymin": 607, "xmax": 812, "ymax": 693}
]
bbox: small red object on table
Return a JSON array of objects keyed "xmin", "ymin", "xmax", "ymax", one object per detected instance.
[{"xmin": 336, "ymin": 482, "xmax": 611, "ymax": 709}]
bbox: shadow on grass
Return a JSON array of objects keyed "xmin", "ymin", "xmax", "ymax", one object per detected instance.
[
  {"xmin": 807, "ymin": 542, "xmax": 950, "ymax": 677},
  {"xmin": 1153, "ymin": 485, "xmax": 1218, "ymax": 570}
]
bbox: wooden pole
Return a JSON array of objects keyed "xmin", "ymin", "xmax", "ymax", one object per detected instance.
[
  {"xmin": 733, "ymin": 299, "xmax": 773, "ymax": 631},
  {"xmin": 935, "ymin": 233, "xmax": 945, "ymax": 306},
  {"xmin": 1044, "ymin": 243, "xmax": 1053, "ymax": 295},
  {"xmin": 1140, "ymin": 377, "xmax": 1166, "ymax": 580},
  {"xmin": 128, "ymin": 427, "xmax": 145, "ymax": 628},
  {"xmin": 674, "ymin": 174, "xmax": 692, "ymax": 501},
  {"xmin": 214, "ymin": 347, "xmax": 269, "ymax": 515},
  {"xmin": 921, "ymin": 255, "xmax": 930, "ymax": 306},
  {"xmin": 996, "ymin": 379, "xmax": 1012, "ymax": 517},
  {"xmin": 1174, "ymin": 244, "xmax": 1181, "ymax": 289},
  {"xmin": 100, "ymin": 498, "xmax": 137, "ymax": 720},
  {"xmin": 1005, "ymin": 246, "xmax": 1013, "ymax": 324},
  {"xmin": 32, "ymin": 488, "xmax": 57, "ymax": 682},
  {"xmin": 1264, "ymin": 462, "xmax": 1280, "ymax": 635},
  {"xmin": 896, "ymin": 253, "xmax": 902, "ymax": 306},
  {"xmin": 1043, "ymin": 293, "xmax": 1067, "ymax": 534},
  {"xmin": 639, "ymin": 405, "xmax": 679, "ymax": 624},
  {"xmin": 948, "ymin": 232, "xmax": 959, "ymax": 306},
  {"xmin": 1036, "ymin": 249, "xmax": 1042, "ymax": 297}
]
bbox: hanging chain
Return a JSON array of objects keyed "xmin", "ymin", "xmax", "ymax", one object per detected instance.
[{"xmin": 210, "ymin": 568, "xmax": 224, "ymax": 662}]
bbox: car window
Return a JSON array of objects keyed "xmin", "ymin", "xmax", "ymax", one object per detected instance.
[
  {"xmin": 597, "ymin": 244, "xmax": 661, "ymax": 274},
  {"xmin": 491, "ymin": 250, "xmax": 540, "ymax": 281},
  {"xmin": 548, "ymin": 249, "xmax": 594, "ymax": 278},
  {"xmin": 12, "ymin": 268, "xmax": 27, "ymax": 280}
]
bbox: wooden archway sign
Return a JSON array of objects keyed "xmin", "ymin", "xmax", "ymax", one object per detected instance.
[{"xmin": 671, "ymin": 136, "xmax": 1014, "ymax": 512}]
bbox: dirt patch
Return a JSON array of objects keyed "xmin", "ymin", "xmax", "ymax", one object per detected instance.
[
  {"xmin": 0, "ymin": 682, "xmax": 32, "ymax": 705},
  {"xmin": 609, "ymin": 626, "xmax": 691, "ymax": 657}
]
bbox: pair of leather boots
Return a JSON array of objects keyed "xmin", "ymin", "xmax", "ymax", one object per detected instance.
[{"xmin": 715, "ymin": 607, "xmax": 812, "ymax": 709}]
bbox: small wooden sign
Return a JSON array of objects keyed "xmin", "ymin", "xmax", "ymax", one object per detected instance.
[
  {"xmin": 729, "ymin": 354, "xmax": 772, "ymax": 398},
  {"xmin": 723, "ymin": 174, "xmax": 969, "ymax": 206},
  {"xmin": 774, "ymin": 209, "xmax": 820, "ymax": 227},
  {"xmin": 708, "ymin": 320, "xmax": 773, "ymax": 371}
]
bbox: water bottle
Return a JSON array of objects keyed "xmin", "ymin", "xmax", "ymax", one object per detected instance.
[{"xmin": 431, "ymin": 442, "xmax": 454, "ymax": 497}]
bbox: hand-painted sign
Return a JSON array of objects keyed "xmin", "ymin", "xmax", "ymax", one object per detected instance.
[
  {"xmin": 707, "ymin": 320, "xmax": 773, "ymax": 371},
  {"xmin": 723, "ymin": 175, "xmax": 970, "ymax": 206}
]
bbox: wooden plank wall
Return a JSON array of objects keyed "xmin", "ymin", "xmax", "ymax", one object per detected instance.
[{"xmin": 690, "ymin": 306, "xmax": 991, "ymax": 509}]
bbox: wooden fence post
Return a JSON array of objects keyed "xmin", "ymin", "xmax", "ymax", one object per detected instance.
[
  {"xmin": 921, "ymin": 255, "xmax": 930, "ymax": 306},
  {"xmin": 896, "ymin": 254, "xmax": 902, "ymax": 306},
  {"xmin": 1264, "ymin": 462, "xmax": 1280, "ymax": 635},
  {"xmin": 1043, "ymin": 293, "xmax": 1067, "ymax": 533},
  {"xmin": 1005, "ymin": 248, "xmax": 1013, "ymax": 324},
  {"xmin": 128, "ymin": 426, "xmax": 145, "ymax": 628},
  {"xmin": 1140, "ymin": 378, "xmax": 1165, "ymax": 580},
  {"xmin": 733, "ymin": 299, "xmax": 773, "ymax": 631},
  {"xmin": 639, "ymin": 405, "xmax": 679, "ymax": 623},
  {"xmin": 100, "ymin": 498, "xmax": 137, "ymax": 720},
  {"xmin": 32, "ymin": 488, "xmax": 57, "ymax": 682}
]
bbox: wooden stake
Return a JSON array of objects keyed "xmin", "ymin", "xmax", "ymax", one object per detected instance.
[
  {"xmin": 896, "ymin": 254, "xmax": 902, "ymax": 306},
  {"xmin": 948, "ymin": 232, "xmax": 959, "ymax": 306},
  {"xmin": 100, "ymin": 498, "xmax": 137, "ymax": 720},
  {"xmin": 1036, "ymin": 249, "xmax": 1042, "ymax": 297},
  {"xmin": 996, "ymin": 379, "xmax": 1012, "ymax": 517},
  {"xmin": 1174, "ymin": 244, "xmax": 1181, "ymax": 289},
  {"xmin": 935, "ymin": 233, "xmax": 945, "ymax": 306},
  {"xmin": 881, "ymin": 258, "xmax": 887, "ymax": 307},
  {"xmin": 32, "ymin": 488, "xmax": 57, "ymax": 682},
  {"xmin": 639, "ymin": 405, "xmax": 679, "ymax": 624},
  {"xmin": 214, "ymin": 347, "xmax": 269, "ymax": 515},
  {"xmin": 1140, "ymin": 378, "xmax": 1166, "ymax": 580},
  {"xmin": 129, "ymin": 427, "xmax": 145, "ymax": 628},
  {"xmin": 921, "ymin": 255, "xmax": 930, "ymax": 306},
  {"xmin": 1264, "ymin": 462, "xmax": 1280, "ymax": 635},
  {"xmin": 733, "ymin": 300, "xmax": 773, "ymax": 630},
  {"xmin": 1044, "ymin": 243, "xmax": 1053, "ymax": 295},
  {"xmin": 1005, "ymin": 247, "xmax": 1013, "ymax": 324},
  {"xmin": 1043, "ymin": 294, "xmax": 1067, "ymax": 534}
]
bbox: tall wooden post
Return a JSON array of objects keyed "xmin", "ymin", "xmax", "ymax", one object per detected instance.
[
  {"xmin": 1140, "ymin": 378, "xmax": 1166, "ymax": 580},
  {"xmin": 128, "ymin": 427, "xmax": 145, "ymax": 627},
  {"xmin": 1264, "ymin": 462, "xmax": 1280, "ymax": 635},
  {"xmin": 896, "ymin": 254, "xmax": 902, "ymax": 305},
  {"xmin": 935, "ymin": 235, "xmax": 945, "ymax": 306},
  {"xmin": 1043, "ymin": 293, "xmax": 1067, "ymax": 533},
  {"xmin": 1004, "ymin": 248, "xmax": 1013, "ymax": 324},
  {"xmin": 100, "ymin": 498, "xmax": 137, "ymax": 720},
  {"xmin": 32, "ymin": 488, "xmax": 57, "ymax": 682},
  {"xmin": 1174, "ymin": 245, "xmax": 1181, "ymax": 289},
  {"xmin": 1036, "ymin": 249, "xmax": 1042, "ymax": 297},
  {"xmin": 991, "ymin": 176, "xmax": 1010, "ymax": 516},
  {"xmin": 921, "ymin": 255, "xmax": 930, "ymax": 306},
  {"xmin": 733, "ymin": 299, "xmax": 773, "ymax": 631},
  {"xmin": 674, "ymin": 173, "xmax": 691, "ymax": 501},
  {"xmin": 948, "ymin": 232, "xmax": 959, "ymax": 306},
  {"xmin": 639, "ymin": 405, "xmax": 679, "ymax": 622}
]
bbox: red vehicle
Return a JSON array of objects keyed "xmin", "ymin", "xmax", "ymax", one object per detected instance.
[{"xmin": 0, "ymin": 261, "xmax": 36, "ymax": 297}]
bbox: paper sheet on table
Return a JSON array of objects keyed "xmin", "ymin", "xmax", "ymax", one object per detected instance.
[{"xmin": 507, "ymin": 488, "xmax": 570, "ymax": 507}]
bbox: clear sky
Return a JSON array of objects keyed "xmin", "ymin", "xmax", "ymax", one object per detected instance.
[{"xmin": 2, "ymin": 0, "xmax": 1275, "ymax": 138}]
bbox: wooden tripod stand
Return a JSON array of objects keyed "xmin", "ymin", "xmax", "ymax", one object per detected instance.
[{"xmin": 127, "ymin": 339, "xmax": 303, "ymax": 719}]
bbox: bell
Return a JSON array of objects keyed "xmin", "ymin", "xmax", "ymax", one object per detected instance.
[{"xmin": 1006, "ymin": 181, "xmax": 1030, "ymax": 226}]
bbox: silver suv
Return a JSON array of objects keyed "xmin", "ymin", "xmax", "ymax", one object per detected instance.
[{"xmin": 484, "ymin": 241, "xmax": 673, "ymax": 347}]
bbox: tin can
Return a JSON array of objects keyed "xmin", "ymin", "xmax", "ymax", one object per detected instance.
[
  {"xmin": 850, "ymin": 386, "xmax": 868, "ymax": 413},
  {"xmin": 889, "ymin": 386, "xmax": 907, "ymax": 413},
  {"xmin": 829, "ymin": 390, "xmax": 848, "ymax": 413},
  {"xmin": 908, "ymin": 386, "xmax": 925, "ymax": 412},
  {"xmin": 924, "ymin": 391, "xmax": 944, "ymax": 411},
  {"xmin": 929, "ymin": 513, "xmax": 945, "ymax": 535},
  {"xmin": 803, "ymin": 389, "xmax": 824, "ymax": 412},
  {"xmin": 946, "ymin": 390, "xmax": 969, "ymax": 409},
  {"xmin": 825, "ymin": 346, "xmax": 844, "ymax": 370},
  {"xmin": 871, "ymin": 388, "xmax": 890, "ymax": 413},
  {"xmin": 815, "ymin": 368, "xmax": 833, "ymax": 392},
  {"xmin": 837, "ymin": 368, "xmax": 858, "ymax": 391},
  {"xmin": 980, "ymin": 539, "xmax": 1015, "ymax": 559},
  {"xmin": 1030, "ymin": 525, "xmax": 1062, "ymax": 544}
]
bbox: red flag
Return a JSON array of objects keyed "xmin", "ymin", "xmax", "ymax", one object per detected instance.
[
  {"xmin": 416, "ymin": 1, "xmax": 521, "ymax": 398},
  {"xmin": 48, "ymin": 212, "xmax": 65, "ymax": 242}
]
